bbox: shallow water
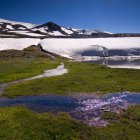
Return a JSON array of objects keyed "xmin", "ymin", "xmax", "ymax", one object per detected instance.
[
  {"xmin": 0, "ymin": 95, "xmax": 78, "ymax": 113},
  {"xmin": 85, "ymin": 58, "xmax": 140, "ymax": 69},
  {"xmin": 0, "ymin": 92, "xmax": 139, "ymax": 126}
]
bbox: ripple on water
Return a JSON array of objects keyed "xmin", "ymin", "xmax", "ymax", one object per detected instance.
[{"xmin": 0, "ymin": 92, "xmax": 139, "ymax": 127}]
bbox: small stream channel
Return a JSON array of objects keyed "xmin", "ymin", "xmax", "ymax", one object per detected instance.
[
  {"xmin": 0, "ymin": 92, "xmax": 139, "ymax": 126},
  {"xmin": 0, "ymin": 63, "xmax": 68, "ymax": 94}
]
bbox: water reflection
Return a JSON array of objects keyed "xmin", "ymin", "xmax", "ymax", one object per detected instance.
[
  {"xmin": 85, "ymin": 58, "xmax": 140, "ymax": 69},
  {"xmin": 0, "ymin": 92, "xmax": 139, "ymax": 126}
]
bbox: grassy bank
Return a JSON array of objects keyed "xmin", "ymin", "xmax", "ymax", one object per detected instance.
[
  {"xmin": 0, "ymin": 58, "xmax": 60, "ymax": 83},
  {"xmin": 0, "ymin": 105, "xmax": 139, "ymax": 140},
  {"xmin": 4, "ymin": 62, "xmax": 140, "ymax": 97}
]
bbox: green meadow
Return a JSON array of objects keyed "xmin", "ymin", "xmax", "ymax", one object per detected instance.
[
  {"xmin": 0, "ymin": 105, "xmax": 139, "ymax": 140},
  {"xmin": 2, "ymin": 60, "xmax": 140, "ymax": 97},
  {"xmin": 0, "ymin": 58, "xmax": 60, "ymax": 83}
]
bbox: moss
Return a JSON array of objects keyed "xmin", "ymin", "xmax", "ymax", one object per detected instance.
[
  {"xmin": 0, "ymin": 107, "xmax": 93, "ymax": 140},
  {"xmin": 99, "ymin": 106, "xmax": 140, "ymax": 140},
  {"xmin": 101, "ymin": 112, "xmax": 118, "ymax": 120}
]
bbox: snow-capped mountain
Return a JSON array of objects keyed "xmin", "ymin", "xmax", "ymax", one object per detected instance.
[
  {"xmin": 0, "ymin": 18, "xmax": 113, "ymax": 37},
  {"xmin": 1, "ymin": 18, "xmax": 140, "ymax": 38},
  {"xmin": 0, "ymin": 18, "xmax": 36, "ymax": 30},
  {"xmin": 31, "ymin": 22, "xmax": 74, "ymax": 36}
]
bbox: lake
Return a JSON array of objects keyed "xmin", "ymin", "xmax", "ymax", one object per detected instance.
[{"xmin": 84, "ymin": 57, "xmax": 140, "ymax": 69}]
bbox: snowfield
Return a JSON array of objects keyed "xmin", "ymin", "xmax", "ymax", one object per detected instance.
[
  {"xmin": 108, "ymin": 65, "xmax": 140, "ymax": 69},
  {"xmin": 40, "ymin": 37, "xmax": 140, "ymax": 58},
  {"xmin": 0, "ymin": 38, "xmax": 40, "ymax": 50},
  {"xmin": 0, "ymin": 37, "xmax": 140, "ymax": 59}
]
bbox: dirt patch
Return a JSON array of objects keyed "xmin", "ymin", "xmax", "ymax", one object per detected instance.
[{"xmin": 0, "ymin": 49, "xmax": 30, "ymax": 58}]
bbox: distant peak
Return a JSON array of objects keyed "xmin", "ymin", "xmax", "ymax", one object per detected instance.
[
  {"xmin": 34, "ymin": 21, "xmax": 61, "ymax": 31},
  {"xmin": 42, "ymin": 21, "xmax": 60, "ymax": 27},
  {"xmin": 46, "ymin": 21, "xmax": 57, "ymax": 25}
]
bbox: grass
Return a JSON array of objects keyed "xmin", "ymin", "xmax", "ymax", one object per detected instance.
[
  {"xmin": 0, "ymin": 58, "xmax": 60, "ymax": 83},
  {"xmin": 100, "ymin": 106, "xmax": 140, "ymax": 140},
  {"xmin": 3, "ymin": 61, "xmax": 140, "ymax": 97},
  {"xmin": 0, "ymin": 105, "xmax": 139, "ymax": 140},
  {"xmin": 0, "ymin": 106, "xmax": 92, "ymax": 140}
]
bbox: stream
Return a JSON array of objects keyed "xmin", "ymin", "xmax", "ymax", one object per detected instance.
[
  {"xmin": 0, "ymin": 92, "xmax": 139, "ymax": 127},
  {"xmin": 0, "ymin": 63, "xmax": 68, "ymax": 94}
]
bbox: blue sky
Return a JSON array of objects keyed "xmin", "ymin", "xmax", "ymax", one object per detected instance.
[{"xmin": 0, "ymin": 0, "xmax": 140, "ymax": 33}]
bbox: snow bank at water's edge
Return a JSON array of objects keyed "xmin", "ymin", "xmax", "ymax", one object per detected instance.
[
  {"xmin": 40, "ymin": 38, "xmax": 140, "ymax": 58},
  {"xmin": 0, "ymin": 37, "xmax": 140, "ymax": 59}
]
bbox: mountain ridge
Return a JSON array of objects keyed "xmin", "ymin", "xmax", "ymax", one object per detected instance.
[{"xmin": 0, "ymin": 18, "xmax": 140, "ymax": 38}]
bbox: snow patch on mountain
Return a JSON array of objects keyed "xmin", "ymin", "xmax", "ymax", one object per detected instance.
[
  {"xmin": 48, "ymin": 31, "xmax": 65, "ymax": 36},
  {"xmin": 61, "ymin": 27, "xmax": 73, "ymax": 35},
  {"xmin": 83, "ymin": 30, "xmax": 113, "ymax": 35},
  {"xmin": 9, "ymin": 31, "xmax": 46, "ymax": 37},
  {"xmin": 32, "ymin": 27, "xmax": 48, "ymax": 33},
  {"xmin": 6, "ymin": 25, "xmax": 14, "ymax": 30},
  {"xmin": 0, "ymin": 18, "xmax": 36, "ymax": 28}
]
